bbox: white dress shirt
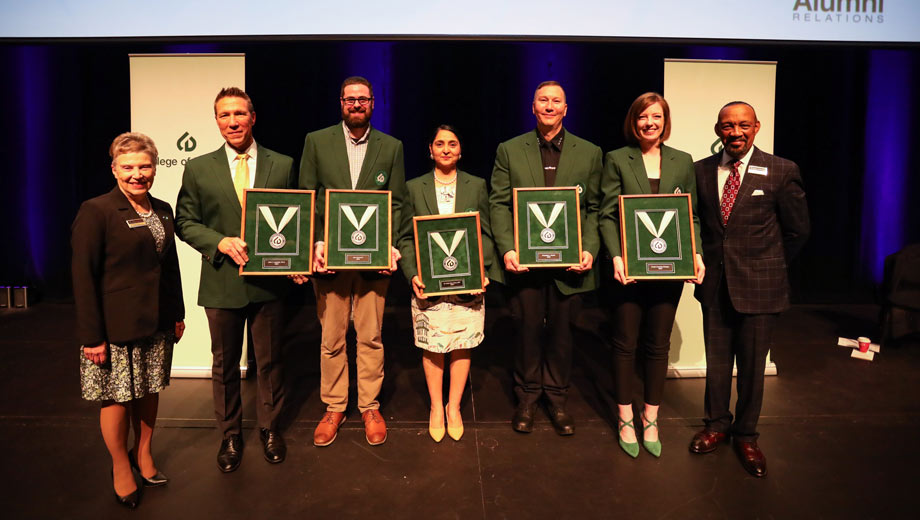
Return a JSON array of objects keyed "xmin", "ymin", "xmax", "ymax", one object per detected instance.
[{"xmin": 342, "ymin": 121, "xmax": 370, "ymax": 189}]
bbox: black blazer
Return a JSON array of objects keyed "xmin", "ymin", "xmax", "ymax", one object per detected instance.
[
  {"xmin": 693, "ymin": 147, "xmax": 810, "ymax": 314},
  {"xmin": 72, "ymin": 187, "xmax": 185, "ymax": 345}
]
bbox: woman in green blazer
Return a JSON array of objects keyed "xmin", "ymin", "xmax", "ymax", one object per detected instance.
[
  {"xmin": 397, "ymin": 125, "xmax": 496, "ymax": 443},
  {"xmin": 598, "ymin": 93, "xmax": 705, "ymax": 458}
]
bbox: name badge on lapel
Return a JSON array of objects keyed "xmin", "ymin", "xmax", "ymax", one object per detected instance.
[
  {"xmin": 748, "ymin": 166, "xmax": 768, "ymax": 176},
  {"xmin": 126, "ymin": 218, "xmax": 147, "ymax": 228}
]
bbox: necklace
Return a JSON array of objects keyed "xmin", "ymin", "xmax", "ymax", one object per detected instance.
[
  {"xmin": 434, "ymin": 172, "xmax": 457, "ymax": 185},
  {"xmin": 132, "ymin": 196, "xmax": 153, "ymax": 217}
]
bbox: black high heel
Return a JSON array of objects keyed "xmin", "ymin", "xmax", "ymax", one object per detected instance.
[
  {"xmin": 128, "ymin": 450, "xmax": 169, "ymax": 487},
  {"xmin": 111, "ymin": 468, "xmax": 139, "ymax": 509}
]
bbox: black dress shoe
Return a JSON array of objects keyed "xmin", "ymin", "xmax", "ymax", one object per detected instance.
[
  {"xmin": 548, "ymin": 407, "xmax": 575, "ymax": 436},
  {"xmin": 511, "ymin": 404, "xmax": 536, "ymax": 433},
  {"xmin": 260, "ymin": 428, "xmax": 286, "ymax": 464},
  {"xmin": 111, "ymin": 469, "xmax": 140, "ymax": 509},
  {"xmin": 217, "ymin": 434, "xmax": 243, "ymax": 473},
  {"xmin": 734, "ymin": 439, "xmax": 767, "ymax": 478},
  {"xmin": 128, "ymin": 450, "xmax": 168, "ymax": 487}
]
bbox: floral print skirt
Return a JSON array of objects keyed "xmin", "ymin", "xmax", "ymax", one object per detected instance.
[
  {"xmin": 80, "ymin": 331, "xmax": 174, "ymax": 403},
  {"xmin": 411, "ymin": 294, "xmax": 485, "ymax": 353}
]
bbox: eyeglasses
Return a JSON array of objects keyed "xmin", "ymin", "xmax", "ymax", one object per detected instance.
[{"xmin": 341, "ymin": 97, "xmax": 373, "ymax": 106}]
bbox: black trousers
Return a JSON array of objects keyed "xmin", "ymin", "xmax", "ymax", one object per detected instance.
[
  {"xmin": 507, "ymin": 275, "xmax": 582, "ymax": 409},
  {"xmin": 608, "ymin": 281, "xmax": 683, "ymax": 406},
  {"xmin": 701, "ymin": 282, "xmax": 776, "ymax": 442},
  {"xmin": 206, "ymin": 299, "xmax": 285, "ymax": 437}
]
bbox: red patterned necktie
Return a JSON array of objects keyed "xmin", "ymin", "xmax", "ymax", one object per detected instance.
[{"xmin": 720, "ymin": 160, "xmax": 741, "ymax": 226}]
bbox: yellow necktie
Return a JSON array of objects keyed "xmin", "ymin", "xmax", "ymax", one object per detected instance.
[{"xmin": 234, "ymin": 153, "xmax": 249, "ymax": 203}]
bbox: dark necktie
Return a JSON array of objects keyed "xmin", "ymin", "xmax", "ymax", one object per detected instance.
[{"xmin": 720, "ymin": 161, "xmax": 741, "ymax": 226}]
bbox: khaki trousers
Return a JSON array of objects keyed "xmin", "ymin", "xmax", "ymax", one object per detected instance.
[{"xmin": 313, "ymin": 272, "xmax": 389, "ymax": 413}]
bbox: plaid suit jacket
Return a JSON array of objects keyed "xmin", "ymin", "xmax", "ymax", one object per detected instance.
[{"xmin": 693, "ymin": 147, "xmax": 809, "ymax": 314}]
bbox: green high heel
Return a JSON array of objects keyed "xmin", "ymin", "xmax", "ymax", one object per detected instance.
[
  {"xmin": 642, "ymin": 412, "xmax": 662, "ymax": 458},
  {"xmin": 617, "ymin": 415, "xmax": 640, "ymax": 458}
]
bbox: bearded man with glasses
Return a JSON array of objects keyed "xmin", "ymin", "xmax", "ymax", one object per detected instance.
[{"xmin": 297, "ymin": 76, "xmax": 406, "ymax": 447}]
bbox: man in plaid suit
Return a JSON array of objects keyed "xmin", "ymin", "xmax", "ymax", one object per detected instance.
[{"xmin": 689, "ymin": 101, "xmax": 810, "ymax": 478}]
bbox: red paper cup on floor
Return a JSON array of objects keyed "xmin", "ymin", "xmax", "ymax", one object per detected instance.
[{"xmin": 857, "ymin": 336, "xmax": 871, "ymax": 353}]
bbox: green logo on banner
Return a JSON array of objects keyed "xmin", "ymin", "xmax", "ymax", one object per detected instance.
[
  {"xmin": 710, "ymin": 138, "xmax": 723, "ymax": 155},
  {"xmin": 177, "ymin": 132, "xmax": 197, "ymax": 152}
]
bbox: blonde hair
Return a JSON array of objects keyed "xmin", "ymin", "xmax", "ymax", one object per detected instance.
[{"xmin": 109, "ymin": 132, "xmax": 158, "ymax": 164}]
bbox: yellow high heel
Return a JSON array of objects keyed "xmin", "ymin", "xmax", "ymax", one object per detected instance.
[
  {"xmin": 446, "ymin": 405, "xmax": 464, "ymax": 441},
  {"xmin": 429, "ymin": 408, "xmax": 445, "ymax": 443}
]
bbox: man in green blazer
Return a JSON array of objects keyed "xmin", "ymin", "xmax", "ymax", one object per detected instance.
[
  {"xmin": 298, "ymin": 76, "xmax": 406, "ymax": 447},
  {"xmin": 489, "ymin": 81, "xmax": 602, "ymax": 436},
  {"xmin": 175, "ymin": 88, "xmax": 294, "ymax": 473}
]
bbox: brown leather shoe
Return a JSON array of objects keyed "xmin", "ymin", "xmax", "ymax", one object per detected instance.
[
  {"xmin": 313, "ymin": 411, "xmax": 346, "ymax": 447},
  {"xmin": 733, "ymin": 439, "xmax": 767, "ymax": 478},
  {"xmin": 362, "ymin": 409, "xmax": 387, "ymax": 446},
  {"xmin": 689, "ymin": 428, "xmax": 729, "ymax": 454}
]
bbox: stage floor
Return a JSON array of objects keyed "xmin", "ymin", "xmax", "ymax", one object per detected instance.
[{"xmin": 1, "ymin": 294, "xmax": 917, "ymax": 519}]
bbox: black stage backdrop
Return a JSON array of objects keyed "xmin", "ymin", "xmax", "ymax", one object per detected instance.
[{"xmin": 1, "ymin": 39, "xmax": 918, "ymax": 302}]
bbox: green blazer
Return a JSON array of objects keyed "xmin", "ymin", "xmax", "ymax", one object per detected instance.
[
  {"xmin": 396, "ymin": 170, "xmax": 500, "ymax": 283},
  {"xmin": 175, "ymin": 144, "xmax": 294, "ymax": 309},
  {"xmin": 298, "ymin": 123, "xmax": 406, "ymax": 245},
  {"xmin": 489, "ymin": 129, "xmax": 603, "ymax": 295},
  {"xmin": 598, "ymin": 144, "xmax": 702, "ymax": 259}
]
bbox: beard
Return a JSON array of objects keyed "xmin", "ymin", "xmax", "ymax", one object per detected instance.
[
  {"xmin": 722, "ymin": 138, "xmax": 750, "ymax": 158},
  {"xmin": 343, "ymin": 107, "xmax": 372, "ymax": 130}
]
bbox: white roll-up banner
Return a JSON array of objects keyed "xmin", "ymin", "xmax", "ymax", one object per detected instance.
[
  {"xmin": 130, "ymin": 54, "xmax": 246, "ymax": 378},
  {"xmin": 663, "ymin": 59, "xmax": 778, "ymax": 377}
]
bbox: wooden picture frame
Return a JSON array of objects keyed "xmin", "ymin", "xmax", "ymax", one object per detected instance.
[
  {"xmin": 324, "ymin": 189, "xmax": 392, "ymax": 270},
  {"xmin": 239, "ymin": 188, "xmax": 315, "ymax": 276},
  {"xmin": 413, "ymin": 212, "xmax": 486, "ymax": 297},
  {"xmin": 513, "ymin": 186, "xmax": 582, "ymax": 268},
  {"xmin": 619, "ymin": 193, "xmax": 698, "ymax": 280}
]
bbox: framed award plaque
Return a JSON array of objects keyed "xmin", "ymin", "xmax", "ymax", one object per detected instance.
[
  {"xmin": 324, "ymin": 189, "xmax": 392, "ymax": 270},
  {"xmin": 513, "ymin": 187, "xmax": 582, "ymax": 267},
  {"xmin": 413, "ymin": 212, "xmax": 486, "ymax": 297},
  {"xmin": 239, "ymin": 188, "xmax": 315, "ymax": 275},
  {"xmin": 619, "ymin": 193, "xmax": 697, "ymax": 279}
]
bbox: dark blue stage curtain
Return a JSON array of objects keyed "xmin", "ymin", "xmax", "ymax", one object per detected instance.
[{"xmin": 861, "ymin": 50, "xmax": 914, "ymax": 284}]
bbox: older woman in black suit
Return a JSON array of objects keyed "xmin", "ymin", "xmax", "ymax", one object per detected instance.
[
  {"xmin": 72, "ymin": 132, "xmax": 184, "ymax": 508},
  {"xmin": 599, "ymin": 93, "xmax": 705, "ymax": 458}
]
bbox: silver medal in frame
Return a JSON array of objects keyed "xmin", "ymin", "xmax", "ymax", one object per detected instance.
[
  {"xmin": 442, "ymin": 255, "xmax": 459, "ymax": 272},
  {"xmin": 269, "ymin": 232, "xmax": 286, "ymax": 249}
]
